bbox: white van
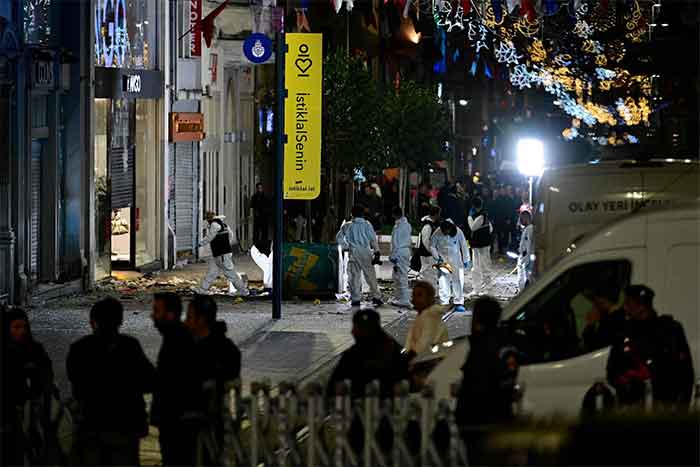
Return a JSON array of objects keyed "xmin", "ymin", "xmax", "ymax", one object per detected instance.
[
  {"xmin": 534, "ymin": 159, "xmax": 699, "ymax": 275},
  {"xmin": 425, "ymin": 204, "xmax": 700, "ymax": 416}
]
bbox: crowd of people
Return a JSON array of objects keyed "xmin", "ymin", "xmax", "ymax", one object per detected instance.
[
  {"xmin": 3, "ymin": 277, "xmax": 695, "ymax": 465},
  {"xmin": 2, "ymin": 294, "xmax": 240, "ymax": 466}
]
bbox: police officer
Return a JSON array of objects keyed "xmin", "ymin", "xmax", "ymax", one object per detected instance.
[
  {"xmin": 607, "ymin": 285, "xmax": 694, "ymax": 407},
  {"xmin": 197, "ymin": 212, "xmax": 249, "ymax": 297}
]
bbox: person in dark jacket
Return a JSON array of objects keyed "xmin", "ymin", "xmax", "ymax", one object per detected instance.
[
  {"xmin": 607, "ymin": 285, "xmax": 694, "ymax": 407},
  {"xmin": 250, "ymin": 183, "xmax": 270, "ymax": 243},
  {"xmin": 151, "ymin": 292, "xmax": 200, "ymax": 467},
  {"xmin": 2, "ymin": 308, "xmax": 54, "ymax": 467},
  {"xmin": 455, "ymin": 297, "xmax": 517, "ymax": 426},
  {"xmin": 185, "ymin": 294, "xmax": 242, "ymax": 464},
  {"xmin": 326, "ymin": 309, "xmax": 409, "ymax": 399},
  {"xmin": 582, "ymin": 284, "xmax": 626, "ymax": 353},
  {"xmin": 67, "ymin": 297, "xmax": 155, "ymax": 466}
]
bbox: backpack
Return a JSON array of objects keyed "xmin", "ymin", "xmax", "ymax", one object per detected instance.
[{"xmin": 210, "ymin": 219, "xmax": 233, "ymax": 257}]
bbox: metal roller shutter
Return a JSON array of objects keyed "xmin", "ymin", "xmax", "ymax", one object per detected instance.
[
  {"xmin": 174, "ymin": 142, "xmax": 194, "ymax": 252},
  {"xmin": 110, "ymin": 146, "xmax": 134, "ymax": 209},
  {"xmin": 30, "ymin": 140, "xmax": 42, "ymax": 279}
]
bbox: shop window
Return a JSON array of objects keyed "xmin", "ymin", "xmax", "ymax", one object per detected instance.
[
  {"xmin": 507, "ymin": 260, "xmax": 632, "ymax": 364},
  {"xmin": 95, "ymin": 0, "xmax": 157, "ymax": 69},
  {"xmin": 24, "ymin": 0, "xmax": 53, "ymax": 46}
]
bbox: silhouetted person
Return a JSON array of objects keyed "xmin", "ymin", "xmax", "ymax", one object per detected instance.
[
  {"xmin": 2, "ymin": 308, "xmax": 53, "ymax": 466},
  {"xmin": 67, "ymin": 298, "xmax": 155, "ymax": 466},
  {"xmin": 326, "ymin": 309, "xmax": 408, "ymax": 399},
  {"xmin": 251, "ymin": 182, "xmax": 270, "ymax": 243},
  {"xmin": 151, "ymin": 292, "xmax": 200, "ymax": 467}
]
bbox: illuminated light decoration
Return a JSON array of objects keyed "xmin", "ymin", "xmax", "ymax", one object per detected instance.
[
  {"xmin": 582, "ymin": 40, "xmax": 603, "ymax": 54},
  {"xmin": 599, "ymin": 80, "xmax": 612, "ymax": 91},
  {"xmin": 514, "ymin": 16, "xmax": 539, "ymax": 37},
  {"xmin": 573, "ymin": 20, "xmax": 593, "ymax": 38},
  {"xmin": 448, "ymin": 5, "xmax": 466, "ymax": 32},
  {"xmin": 482, "ymin": 3, "xmax": 505, "ymax": 28},
  {"xmin": 494, "ymin": 40, "xmax": 522, "ymax": 65},
  {"xmin": 595, "ymin": 67, "xmax": 616, "ymax": 80},
  {"xmin": 529, "ymin": 39, "xmax": 546, "ymax": 62},
  {"xmin": 595, "ymin": 54, "xmax": 607, "ymax": 66},
  {"xmin": 509, "ymin": 64, "xmax": 535, "ymax": 89},
  {"xmin": 24, "ymin": 0, "xmax": 52, "ymax": 45},
  {"xmin": 554, "ymin": 54, "xmax": 572, "ymax": 67}
]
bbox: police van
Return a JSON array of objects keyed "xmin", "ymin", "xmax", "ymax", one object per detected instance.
[
  {"xmin": 422, "ymin": 202, "xmax": 700, "ymax": 416},
  {"xmin": 533, "ymin": 159, "xmax": 699, "ymax": 276}
]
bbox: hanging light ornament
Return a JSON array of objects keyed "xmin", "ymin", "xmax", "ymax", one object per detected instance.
[{"xmin": 529, "ymin": 39, "xmax": 546, "ymax": 62}]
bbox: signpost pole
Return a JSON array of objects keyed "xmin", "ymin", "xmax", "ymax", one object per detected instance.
[{"xmin": 272, "ymin": 32, "xmax": 285, "ymax": 320}]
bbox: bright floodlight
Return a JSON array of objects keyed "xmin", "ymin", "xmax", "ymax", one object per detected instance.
[
  {"xmin": 516, "ymin": 138, "xmax": 545, "ymax": 177},
  {"xmin": 458, "ymin": 99, "xmax": 468, "ymax": 106}
]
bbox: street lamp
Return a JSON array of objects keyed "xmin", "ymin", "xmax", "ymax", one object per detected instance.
[{"xmin": 516, "ymin": 138, "xmax": 545, "ymax": 207}]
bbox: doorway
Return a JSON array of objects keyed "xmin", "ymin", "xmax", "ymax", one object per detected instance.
[{"xmin": 94, "ymin": 98, "xmax": 160, "ymax": 280}]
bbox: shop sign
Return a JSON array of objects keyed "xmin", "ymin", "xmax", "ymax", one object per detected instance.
[
  {"xmin": 190, "ymin": 0, "xmax": 202, "ymax": 56},
  {"xmin": 243, "ymin": 33, "xmax": 272, "ymax": 64},
  {"xmin": 32, "ymin": 60, "xmax": 54, "ymax": 89},
  {"xmin": 122, "ymin": 74, "xmax": 142, "ymax": 93},
  {"xmin": 170, "ymin": 112, "xmax": 205, "ymax": 142},
  {"xmin": 283, "ymin": 33, "xmax": 322, "ymax": 200}
]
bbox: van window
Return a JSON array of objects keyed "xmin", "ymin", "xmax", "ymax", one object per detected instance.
[{"xmin": 508, "ymin": 260, "xmax": 631, "ymax": 364}]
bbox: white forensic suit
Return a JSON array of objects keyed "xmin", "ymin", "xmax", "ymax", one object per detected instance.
[
  {"xmin": 390, "ymin": 216, "xmax": 413, "ymax": 307},
  {"xmin": 430, "ymin": 221, "xmax": 469, "ymax": 306},
  {"xmin": 251, "ymin": 244, "xmax": 273, "ymax": 289},
  {"xmin": 417, "ymin": 216, "xmax": 438, "ymax": 288},
  {"xmin": 199, "ymin": 217, "xmax": 249, "ymax": 296},
  {"xmin": 518, "ymin": 223, "xmax": 534, "ymax": 292},
  {"xmin": 336, "ymin": 216, "xmax": 381, "ymax": 304},
  {"xmin": 468, "ymin": 211, "xmax": 493, "ymax": 295}
]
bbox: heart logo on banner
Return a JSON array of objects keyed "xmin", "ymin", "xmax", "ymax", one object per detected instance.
[{"xmin": 295, "ymin": 57, "xmax": 313, "ymax": 74}]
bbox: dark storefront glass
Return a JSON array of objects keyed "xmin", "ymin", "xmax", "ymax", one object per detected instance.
[{"xmin": 94, "ymin": 0, "xmax": 158, "ymax": 69}]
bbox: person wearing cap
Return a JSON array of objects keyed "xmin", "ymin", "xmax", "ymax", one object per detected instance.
[
  {"xmin": 325, "ymin": 309, "xmax": 408, "ymax": 399},
  {"xmin": 516, "ymin": 210, "xmax": 534, "ymax": 293},
  {"xmin": 468, "ymin": 197, "xmax": 493, "ymax": 296},
  {"xmin": 606, "ymin": 285, "xmax": 694, "ymax": 406},
  {"xmin": 196, "ymin": 211, "xmax": 249, "ymax": 297},
  {"xmin": 430, "ymin": 218, "xmax": 469, "ymax": 312},
  {"xmin": 389, "ymin": 206, "xmax": 413, "ymax": 308},
  {"xmin": 336, "ymin": 205, "xmax": 383, "ymax": 309}
]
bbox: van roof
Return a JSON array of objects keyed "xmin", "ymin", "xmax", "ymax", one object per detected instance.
[
  {"xmin": 542, "ymin": 159, "xmax": 699, "ymax": 177},
  {"xmin": 567, "ymin": 202, "xmax": 700, "ymax": 254}
]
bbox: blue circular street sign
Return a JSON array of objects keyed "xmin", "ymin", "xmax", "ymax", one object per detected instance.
[{"xmin": 243, "ymin": 33, "xmax": 273, "ymax": 64}]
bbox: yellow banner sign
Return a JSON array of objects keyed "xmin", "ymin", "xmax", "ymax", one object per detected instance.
[{"xmin": 284, "ymin": 33, "xmax": 322, "ymax": 200}]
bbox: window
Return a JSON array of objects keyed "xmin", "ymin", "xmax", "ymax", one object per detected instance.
[{"xmin": 507, "ymin": 260, "xmax": 631, "ymax": 364}]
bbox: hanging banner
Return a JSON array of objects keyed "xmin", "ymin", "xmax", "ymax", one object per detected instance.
[
  {"xmin": 190, "ymin": 0, "xmax": 202, "ymax": 56},
  {"xmin": 284, "ymin": 33, "xmax": 322, "ymax": 200}
]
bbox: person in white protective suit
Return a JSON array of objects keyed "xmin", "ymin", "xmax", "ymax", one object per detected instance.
[
  {"xmin": 335, "ymin": 205, "xmax": 383, "ymax": 309},
  {"xmin": 517, "ymin": 210, "xmax": 534, "ymax": 293},
  {"xmin": 416, "ymin": 206, "xmax": 441, "ymax": 289},
  {"xmin": 389, "ymin": 206, "xmax": 413, "ymax": 308},
  {"xmin": 430, "ymin": 218, "xmax": 469, "ymax": 312},
  {"xmin": 468, "ymin": 197, "xmax": 493, "ymax": 296},
  {"xmin": 196, "ymin": 212, "xmax": 249, "ymax": 296}
]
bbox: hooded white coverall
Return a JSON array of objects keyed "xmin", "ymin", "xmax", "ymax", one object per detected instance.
[
  {"xmin": 430, "ymin": 222, "xmax": 469, "ymax": 305},
  {"xmin": 336, "ymin": 217, "xmax": 381, "ymax": 303},
  {"xmin": 200, "ymin": 218, "xmax": 248, "ymax": 295},
  {"xmin": 468, "ymin": 213, "xmax": 493, "ymax": 294},
  {"xmin": 390, "ymin": 216, "xmax": 413, "ymax": 306},
  {"xmin": 417, "ymin": 216, "xmax": 438, "ymax": 288},
  {"xmin": 251, "ymin": 245, "xmax": 273, "ymax": 289},
  {"xmin": 518, "ymin": 223, "xmax": 534, "ymax": 291}
]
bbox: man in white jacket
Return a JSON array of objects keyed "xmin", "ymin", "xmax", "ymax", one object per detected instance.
[
  {"xmin": 430, "ymin": 218, "xmax": 469, "ymax": 312},
  {"xmin": 336, "ymin": 205, "xmax": 383, "ymax": 309},
  {"xmin": 389, "ymin": 207, "xmax": 412, "ymax": 308},
  {"xmin": 405, "ymin": 281, "xmax": 449, "ymax": 359},
  {"xmin": 517, "ymin": 210, "xmax": 534, "ymax": 292},
  {"xmin": 468, "ymin": 197, "xmax": 493, "ymax": 296},
  {"xmin": 197, "ymin": 212, "xmax": 249, "ymax": 296}
]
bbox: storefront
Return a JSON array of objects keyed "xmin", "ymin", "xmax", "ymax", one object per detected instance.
[{"xmin": 93, "ymin": 0, "xmax": 165, "ymax": 279}]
